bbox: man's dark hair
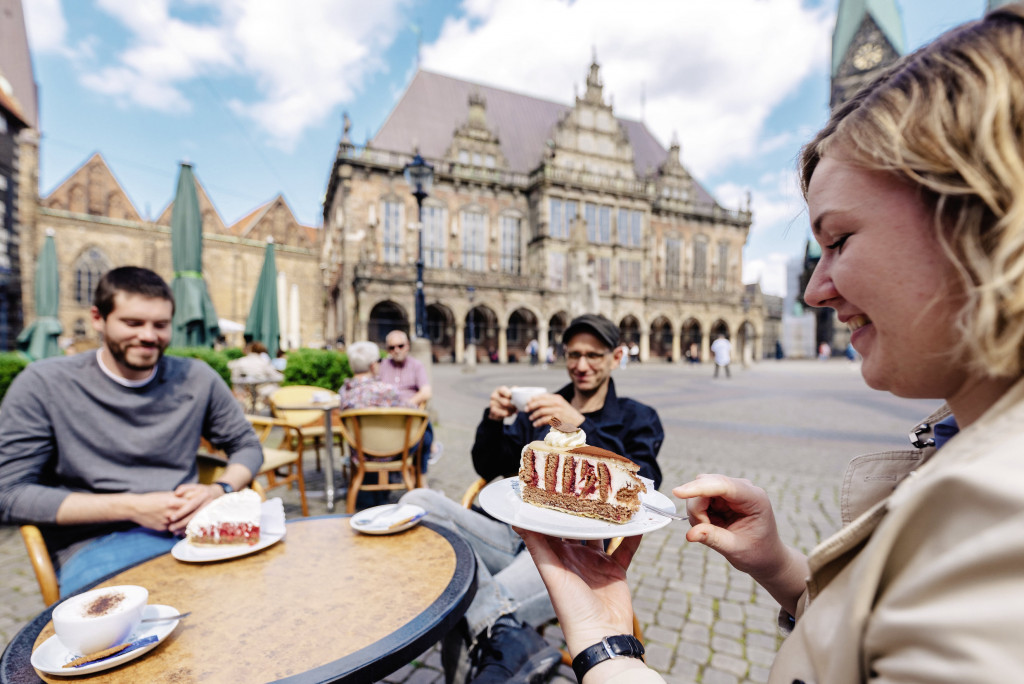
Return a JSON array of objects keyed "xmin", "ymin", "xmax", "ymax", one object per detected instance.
[{"xmin": 94, "ymin": 267, "xmax": 175, "ymax": 318}]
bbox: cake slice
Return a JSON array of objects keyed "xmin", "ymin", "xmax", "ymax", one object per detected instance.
[
  {"xmin": 186, "ymin": 489, "xmax": 262, "ymax": 545},
  {"xmin": 518, "ymin": 418, "xmax": 646, "ymax": 523}
]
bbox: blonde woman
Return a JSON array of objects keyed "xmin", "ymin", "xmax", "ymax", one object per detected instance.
[{"xmin": 519, "ymin": 5, "xmax": 1024, "ymax": 682}]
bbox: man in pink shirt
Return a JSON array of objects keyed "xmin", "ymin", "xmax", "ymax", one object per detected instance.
[{"xmin": 379, "ymin": 330, "xmax": 437, "ymax": 469}]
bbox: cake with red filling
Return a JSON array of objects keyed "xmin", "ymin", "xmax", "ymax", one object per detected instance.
[
  {"xmin": 186, "ymin": 489, "xmax": 261, "ymax": 545},
  {"xmin": 518, "ymin": 418, "xmax": 646, "ymax": 523}
]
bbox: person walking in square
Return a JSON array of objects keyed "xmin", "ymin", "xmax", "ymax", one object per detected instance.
[{"xmin": 711, "ymin": 333, "xmax": 732, "ymax": 378}]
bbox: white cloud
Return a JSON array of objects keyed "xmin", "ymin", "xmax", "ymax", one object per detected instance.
[
  {"xmin": 743, "ymin": 252, "xmax": 791, "ymax": 298},
  {"xmin": 422, "ymin": 0, "xmax": 833, "ymax": 178},
  {"xmin": 67, "ymin": 0, "xmax": 410, "ymax": 148}
]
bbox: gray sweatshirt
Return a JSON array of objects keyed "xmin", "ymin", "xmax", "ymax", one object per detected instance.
[{"xmin": 0, "ymin": 352, "xmax": 263, "ymax": 553}]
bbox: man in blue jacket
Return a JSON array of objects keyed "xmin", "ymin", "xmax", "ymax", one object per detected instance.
[{"xmin": 402, "ymin": 314, "xmax": 663, "ymax": 684}]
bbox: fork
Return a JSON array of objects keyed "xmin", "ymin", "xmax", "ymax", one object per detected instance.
[{"xmin": 642, "ymin": 502, "xmax": 687, "ymax": 520}]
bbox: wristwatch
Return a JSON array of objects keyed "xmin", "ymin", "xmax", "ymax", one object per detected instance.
[
  {"xmin": 214, "ymin": 481, "xmax": 234, "ymax": 494},
  {"xmin": 571, "ymin": 634, "xmax": 645, "ymax": 682}
]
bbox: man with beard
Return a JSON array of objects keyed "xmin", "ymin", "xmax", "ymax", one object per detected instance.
[{"xmin": 0, "ymin": 267, "xmax": 262, "ymax": 596}]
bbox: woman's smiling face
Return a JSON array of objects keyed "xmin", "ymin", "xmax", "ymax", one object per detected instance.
[{"xmin": 804, "ymin": 156, "xmax": 967, "ymax": 399}]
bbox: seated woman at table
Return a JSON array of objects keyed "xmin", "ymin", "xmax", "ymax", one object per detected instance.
[
  {"xmin": 338, "ymin": 341, "xmax": 409, "ymax": 411},
  {"xmin": 518, "ymin": 6, "xmax": 1024, "ymax": 682}
]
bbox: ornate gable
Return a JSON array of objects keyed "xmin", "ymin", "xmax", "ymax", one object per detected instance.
[
  {"xmin": 831, "ymin": 0, "xmax": 903, "ymax": 109},
  {"xmin": 231, "ymin": 195, "xmax": 314, "ymax": 249},
  {"xmin": 445, "ymin": 92, "xmax": 509, "ymax": 170},
  {"xmin": 43, "ymin": 153, "xmax": 142, "ymax": 221},
  {"xmin": 548, "ymin": 59, "xmax": 636, "ymax": 179},
  {"xmin": 654, "ymin": 134, "xmax": 699, "ymax": 208}
]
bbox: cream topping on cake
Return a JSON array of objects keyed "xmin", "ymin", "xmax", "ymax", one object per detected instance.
[
  {"xmin": 186, "ymin": 489, "xmax": 261, "ymax": 536},
  {"xmin": 543, "ymin": 424, "xmax": 586, "ymax": 448}
]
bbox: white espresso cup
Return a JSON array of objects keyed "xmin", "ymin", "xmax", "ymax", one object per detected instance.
[
  {"xmin": 510, "ymin": 386, "xmax": 547, "ymax": 412},
  {"xmin": 52, "ymin": 585, "xmax": 148, "ymax": 655}
]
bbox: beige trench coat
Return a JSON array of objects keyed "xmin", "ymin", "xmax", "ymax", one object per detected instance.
[{"xmin": 608, "ymin": 379, "xmax": 1024, "ymax": 684}]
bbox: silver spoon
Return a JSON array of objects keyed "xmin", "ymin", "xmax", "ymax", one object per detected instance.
[
  {"xmin": 141, "ymin": 611, "xmax": 191, "ymax": 623},
  {"xmin": 642, "ymin": 502, "xmax": 687, "ymax": 520}
]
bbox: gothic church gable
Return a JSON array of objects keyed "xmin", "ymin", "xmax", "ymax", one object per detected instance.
[{"xmin": 43, "ymin": 153, "xmax": 142, "ymax": 222}]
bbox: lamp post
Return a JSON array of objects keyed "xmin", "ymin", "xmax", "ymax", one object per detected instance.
[{"xmin": 403, "ymin": 153, "xmax": 434, "ymax": 339}]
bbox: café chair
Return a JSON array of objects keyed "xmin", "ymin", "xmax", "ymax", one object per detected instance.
[
  {"xmin": 267, "ymin": 385, "xmax": 341, "ymax": 472},
  {"xmin": 19, "ymin": 479, "xmax": 267, "ymax": 606},
  {"xmin": 460, "ymin": 476, "xmax": 646, "ymax": 666},
  {"xmin": 335, "ymin": 407, "xmax": 429, "ymax": 514}
]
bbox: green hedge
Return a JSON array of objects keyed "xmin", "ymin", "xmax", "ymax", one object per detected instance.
[
  {"xmin": 165, "ymin": 347, "xmax": 232, "ymax": 385},
  {"xmin": 0, "ymin": 352, "xmax": 30, "ymax": 402},
  {"xmin": 222, "ymin": 346, "xmax": 245, "ymax": 361},
  {"xmin": 282, "ymin": 348, "xmax": 351, "ymax": 391}
]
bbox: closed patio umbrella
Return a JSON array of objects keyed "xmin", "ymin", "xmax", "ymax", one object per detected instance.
[
  {"xmin": 245, "ymin": 239, "xmax": 280, "ymax": 357},
  {"xmin": 16, "ymin": 231, "xmax": 62, "ymax": 360},
  {"xmin": 169, "ymin": 163, "xmax": 219, "ymax": 347}
]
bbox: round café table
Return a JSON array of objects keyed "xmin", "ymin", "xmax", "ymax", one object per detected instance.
[{"xmin": 1, "ymin": 517, "xmax": 477, "ymax": 683}]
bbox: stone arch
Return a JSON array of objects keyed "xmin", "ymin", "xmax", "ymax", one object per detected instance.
[
  {"xmin": 506, "ymin": 307, "xmax": 539, "ymax": 362},
  {"xmin": 368, "ymin": 300, "xmax": 409, "ymax": 344},
  {"xmin": 548, "ymin": 311, "xmax": 569, "ymax": 360},
  {"xmin": 681, "ymin": 318, "xmax": 702, "ymax": 362},
  {"xmin": 710, "ymin": 319, "xmax": 730, "ymax": 339},
  {"xmin": 619, "ymin": 315, "xmax": 640, "ymax": 346},
  {"xmin": 738, "ymin": 319, "xmax": 759, "ymax": 365},
  {"xmin": 427, "ymin": 303, "xmax": 455, "ymax": 362},
  {"xmin": 69, "ymin": 184, "xmax": 86, "ymax": 214},
  {"xmin": 649, "ymin": 315, "xmax": 674, "ymax": 360},
  {"xmin": 72, "ymin": 247, "xmax": 113, "ymax": 307},
  {"xmin": 465, "ymin": 304, "xmax": 499, "ymax": 361}
]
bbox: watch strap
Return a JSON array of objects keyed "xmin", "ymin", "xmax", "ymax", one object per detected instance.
[
  {"xmin": 214, "ymin": 481, "xmax": 234, "ymax": 494},
  {"xmin": 571, "ymin": 634, "xmax": 644, "ymax": 682}
]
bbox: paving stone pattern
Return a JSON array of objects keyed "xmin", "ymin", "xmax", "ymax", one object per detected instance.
[{"xmin": 0, "ymin": 359, "xmax": 937, "ymax": 682}]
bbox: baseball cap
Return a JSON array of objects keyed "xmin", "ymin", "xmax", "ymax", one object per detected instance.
[{"xmin": 563, "ymin": 314, "xmax": 620, "ymax": 350}]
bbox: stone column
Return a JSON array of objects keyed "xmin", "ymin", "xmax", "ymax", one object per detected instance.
[
  {"xmin": 454, "ymin": 320, "xmax": 466, "ymax": 364},
  {"xmin": 670, "ymin": 329, "xmax": 681, "ymax": 363},
  {"xmin": 538, "ymin": 323, "xmax": 549, "ymax": 365},
  {"xmin": 498, "ymin": 324, "xmax": 508, "ymax": 364},
  {"xmin": 639, "ymin": 327, "xmax": 650, "ymax": 363}
]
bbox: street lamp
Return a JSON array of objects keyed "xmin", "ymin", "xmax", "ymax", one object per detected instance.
[{"xmin": 403, "ymin": 152, "xmax": 434, "ymax": 339}]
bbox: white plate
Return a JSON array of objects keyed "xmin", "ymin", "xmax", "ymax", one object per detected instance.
[
  {"xmin": 171, "ymin": 529, "xmax": 284, "ymax": 563},
  {"xmin": 350, "ymin": 504, "xmax": 426, "ymax": 535},
  {"xmin": 478, "ymin": 477, "xmax": 676, "ymax": 540},
  {"xmin": 31, "ymin": 604, "xmax": 180, "ymax": 676}
]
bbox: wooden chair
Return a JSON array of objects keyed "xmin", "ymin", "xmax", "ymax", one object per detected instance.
[
  {"xmin": 460, "ymin": 477, "xmax": 645, "ymax": 666},
  {"xmin": 334, "ymin": 407, "xmax": 429, "ymax": 514},
  {"xmin": 199, "ymin": 418, "xmax": 309, "ymax": 517},
  {"xmin": 267, "ymin": 385, "xmax": 341, "ymax": 472},
  {"xmin": 20, "ymin": 477, "xmax": 267, "ymax": 606}
]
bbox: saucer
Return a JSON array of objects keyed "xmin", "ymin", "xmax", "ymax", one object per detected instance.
[
  {"xmin": 31, "ymin": 604, "xmax": 180, "ymax": 676},
  {"xmin": 350, "ymin": 504, "xmax": 426, "ymax": 535}
]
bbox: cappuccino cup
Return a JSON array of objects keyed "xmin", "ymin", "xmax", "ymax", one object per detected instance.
[
  {"xmin": 52, "ymin": 585, "xmax": 148, "ymax": 655},
  {"xmin": 510, "ymin": 386, "xmax": 546, "ymax": 412}
]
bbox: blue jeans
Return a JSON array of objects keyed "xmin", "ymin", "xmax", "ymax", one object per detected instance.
[{"xmin": 58, "ymin": 528, "xmax": 179, "ymax": 598}]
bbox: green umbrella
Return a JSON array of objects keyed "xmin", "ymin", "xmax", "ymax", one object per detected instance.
[
  {"xmin": 16, "ymin": 232, "xmax": 63, "ymax": 360},
  {"xmin": 169, "ymin": 163, "xmax": 220, "ymax": 347},
  {"xmin": 245, "ymin": 239, "xmax": 280, "ymax": 357}
]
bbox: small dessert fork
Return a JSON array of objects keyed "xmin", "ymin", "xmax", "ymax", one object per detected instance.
[{"xmin": 642, "ymin": 502, "xmax": 686, "ymax": 520}]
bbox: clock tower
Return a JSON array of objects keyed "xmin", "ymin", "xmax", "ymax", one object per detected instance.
[{"xmin": 830, "ymin": 0, "xmax": 904, "ymax": 109}]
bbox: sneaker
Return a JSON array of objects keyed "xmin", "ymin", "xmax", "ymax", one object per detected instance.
[
  {"xmin": 428, "ymin": 441, "xmax": 444, "ymax": 466},
  {"xmin": 467, "ymin": 614, "xmax": 561, "ymax": 684}
]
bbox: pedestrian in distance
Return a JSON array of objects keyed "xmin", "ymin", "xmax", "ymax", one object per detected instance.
[
  {"xmin": 517, "ymin": 6, "xmax": 1024, "ymax": 682},
  {"xmin": 710, "ymin": 333, "xmax": 731, "ymax": 378}
]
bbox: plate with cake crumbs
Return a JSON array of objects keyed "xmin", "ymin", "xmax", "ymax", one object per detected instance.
[
  {"xmin": 31, "ymin": 604, "xmax": 180, "ymax": 676},
  {"xmin": 479, "ymin": 477, "xmax": 677, "ymax": 540}
]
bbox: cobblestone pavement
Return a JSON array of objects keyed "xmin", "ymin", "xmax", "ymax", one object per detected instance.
[{"xmin": 0, "ymin": 359, "xmax": 938, "ymax": 682}]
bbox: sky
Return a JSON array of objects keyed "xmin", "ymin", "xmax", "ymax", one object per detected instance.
[{"xmin": 21, "ymin": 0, "xmax": 989, "ymax": 297}]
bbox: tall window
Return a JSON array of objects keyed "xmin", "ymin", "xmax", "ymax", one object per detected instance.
[
  {"xmin": 716, "ymin": 241, "xmax": 730, "ymax": 291},
  {"xmin": 617, "ymin": 209, "xmax": 643, "ymax": 247},
  {"xmin": 0, "ymin": 175, "xmax": 9, "ymax": 272},
  {"xmin": 584, "ymin": 203, "xmax": 611, "ymax": 243},
  {"xmin": 549, "ymin": 198, "xmax": 577, "ymax": 239},
  {"xmin": 382, "ymin": 200, "xmax": 403, "ymax": 264},
  {"xmin": 73, "ymin": 248, "xmax": 111, "ymax": 306},
  {"xmin": 619, "ymin": 260, "xmax": 641, "ymax": 295},
  {"xmin": 461, "ymin": 211, "xmax": 487, "ymax": 271},
  {"xmin": 693, "ymin": 237, "xmax": 708, "ymax": 289},
  {"xmin": 596, "ymin": 257, "xmax": 611, "ymax": 291},
  {"xmin": 666, "ymin": 238, "xmax": 681, "ymax": 290},
  {"xmin": 548, "ymin": 253, "xmax": 566, "ymax": 289},
  {"xmin": 422, "ymin": 205, "xmax": 446, "ymax": 269},
  {"xmin": 500, "ymin": 215, "xmax": 522, "ymax": 274}
]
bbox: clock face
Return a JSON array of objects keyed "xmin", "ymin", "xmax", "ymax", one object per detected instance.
[{"xmin": 852, "ymin": 42, "xmax": 884, "ymax": 70}]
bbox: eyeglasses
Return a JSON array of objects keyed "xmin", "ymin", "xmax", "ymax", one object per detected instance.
[
  {"xmin": 387, "ymin": 344, "xmax": 407, "ymax": 351},
  {"xmin": 566, "ymin": 351, "xmax": 610, "ymax": 364}
]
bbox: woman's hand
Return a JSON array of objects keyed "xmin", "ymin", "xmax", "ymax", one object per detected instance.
[
  {"xmin": 674, "ymin": 474, "xmax": 808, "ymax": 615},
  {"xmin": 516, "ymin": 528, "xmax": 641, "ymax": 657}
]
